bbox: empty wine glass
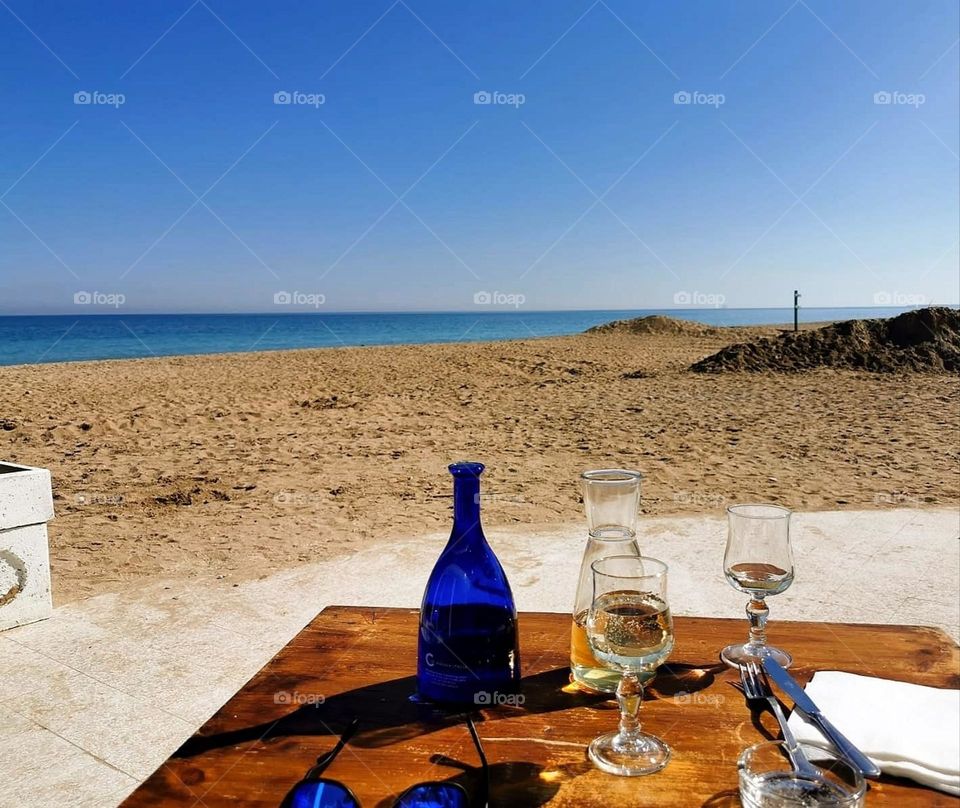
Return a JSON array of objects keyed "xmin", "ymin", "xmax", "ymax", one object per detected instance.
[
  {"xmin": 586, "ymin": 555, "xmax": 673, "ymax": 776},
  {"xmin": 720, "ymin": 504, "xmax": 794, "ymax": 669}
]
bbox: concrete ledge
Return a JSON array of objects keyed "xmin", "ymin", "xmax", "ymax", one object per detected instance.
[{"xmin": 0, "ymin": 462, "xmax": 55, "ymax": 631}]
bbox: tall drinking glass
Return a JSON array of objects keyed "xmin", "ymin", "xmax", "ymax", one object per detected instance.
[
  {"xmin": 720, "ymin": 504, "xmax": 794, "ymax": 669},
  {"xmin": 586, "ymin": 555, "xmax": 673, "ymax": 776}
]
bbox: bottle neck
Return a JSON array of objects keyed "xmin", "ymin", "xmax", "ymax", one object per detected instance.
[{"xmin": 453, "ymin": 477, "xmax": 481, "ymax": 529}]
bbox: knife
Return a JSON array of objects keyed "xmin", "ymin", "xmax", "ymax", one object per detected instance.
[{"xmin": 762, "ymin": 656, "xmax": 882, "ymax": 779}]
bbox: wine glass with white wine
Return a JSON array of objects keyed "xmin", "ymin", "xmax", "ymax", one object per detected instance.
[
  {"xmin": 585, "ymin": 555, "xmax": 673, "ymax": 776},
  {"xmin": 720, "ymin": 504, "xmax": 794, "ymax": 669}
]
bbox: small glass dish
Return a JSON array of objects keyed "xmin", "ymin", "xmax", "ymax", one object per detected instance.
[{"xmin": 739, "ymin": 740, "xmax": 866, "ymax": 807}]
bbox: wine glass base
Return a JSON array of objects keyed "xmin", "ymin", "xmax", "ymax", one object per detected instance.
[
  {"xmin": 588, "ymin": 730, "xmax": 671, "ymax": 776},
  {"xmin": 720, "ymin": 642, "xmax": 793, "ymax": 669}
]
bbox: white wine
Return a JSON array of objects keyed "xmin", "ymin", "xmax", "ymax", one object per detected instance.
[
  {"xmin": 726, "ymin": 562, "xmax": 793, "ymax": 596},
  {"xmin": 571, "ymin": 610, "xmax": 624, "ymax": 692},
  {"xmin": 587, "ymin": 591, "xmax": 674, "ymax": 670}
]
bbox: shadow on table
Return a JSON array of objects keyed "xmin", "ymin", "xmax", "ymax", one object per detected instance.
[
  {"xmin": 370, "ymin": 756, "xmax": 593, "ymax": 808},
  {"xmin": 177, "ymin": 667, "xmax": 599, "ymax": 758},
  {"xmin": 701, "ymin": 789, "xmax": 741, "ymax": 807},
  {"xmin": 729, "ymin": 680, "xmax": 786, "ymax": 743},
  {"xmin": 647, "ymin": 660, "xmax": 728, "ymax": 700},
  {"xmin": 176, "ymin": 660, "xmax": 726, "ymax": 759}
]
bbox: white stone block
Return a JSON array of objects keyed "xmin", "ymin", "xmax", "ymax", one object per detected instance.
[{"xmin": 0, "ymin": 462, "xmax": 54, "ymax": 631}]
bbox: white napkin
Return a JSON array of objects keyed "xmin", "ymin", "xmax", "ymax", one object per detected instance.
[{"xmin": 786, "ymin": 671, "xmax": 960, "ymax": 795}]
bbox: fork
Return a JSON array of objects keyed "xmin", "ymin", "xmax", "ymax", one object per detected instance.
[{"xmin": 740, "ymin": 661, "xmax": 820, "ymax": 777}]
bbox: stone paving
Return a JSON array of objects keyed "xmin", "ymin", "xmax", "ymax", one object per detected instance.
[{"xmin": 1, "ymin": 507, "xmax": 957, "ymax": 807}]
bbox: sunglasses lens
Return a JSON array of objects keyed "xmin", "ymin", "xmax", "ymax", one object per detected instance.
[
  {"xmin": 395, "ymin": 782, "xmax": 469, "ymax": 808},
  {"xmin": 288, "ymin": 780, "xmax": 358, "ymax": 808}
]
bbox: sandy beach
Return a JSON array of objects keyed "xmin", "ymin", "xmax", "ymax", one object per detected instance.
[{"xmin": 1, "ymin": 322, "xmax": 957, "ymax": 603}]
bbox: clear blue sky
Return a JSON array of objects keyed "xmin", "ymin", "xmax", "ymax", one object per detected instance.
[{"xmin": 1, "ymin": 0, "xmax": 957, "ymax": 314}]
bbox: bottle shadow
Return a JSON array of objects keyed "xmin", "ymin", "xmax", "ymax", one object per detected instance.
[
  {"xmin": 176, "ymin": 667, "xmax": 607, "ymax": 758},
  {"xmin": 176, "ymin": 660, "xmax": 728, "ymax": 760}
]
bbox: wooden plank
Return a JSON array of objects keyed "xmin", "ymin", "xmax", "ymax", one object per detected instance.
[{"xmin": 123, "ymin": 607, "xmax": 960, "ymax": 807}]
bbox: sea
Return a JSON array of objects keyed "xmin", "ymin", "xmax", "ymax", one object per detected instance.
[{"xmin": 0, "ymin": 307, "xmax": 928, "ymax": 367}]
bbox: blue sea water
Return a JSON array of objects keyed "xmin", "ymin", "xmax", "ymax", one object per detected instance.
[{"xmin": 0, "ymin": 308, "xmax": 927, "ymax": 366}]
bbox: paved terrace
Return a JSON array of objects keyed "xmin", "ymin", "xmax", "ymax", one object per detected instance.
[{"xmin": 1, "ymin": 508, "xmax": 957, "ymax": 806}]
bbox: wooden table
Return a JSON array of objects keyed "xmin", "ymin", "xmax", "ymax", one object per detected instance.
[{"xmin": 123, "ymin": 607, "xmax": 959, "ymax": 807}]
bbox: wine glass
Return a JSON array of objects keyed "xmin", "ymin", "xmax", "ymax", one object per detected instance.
[
  {"xmin": 585, "ymin": 555, "xmax": 673, "ymax": 776},
  {"xmin": 720, "ymin": 504, "xmax": 794, "ymax": 669}
]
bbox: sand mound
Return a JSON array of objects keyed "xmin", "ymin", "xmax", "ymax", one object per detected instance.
[
  {"xmin": 691, "ymin": 307, "xmax": 960, "ymax": 373},
  {"xmin": 586, "ymin": 315, "xmax": 718, "ymax": 337}
]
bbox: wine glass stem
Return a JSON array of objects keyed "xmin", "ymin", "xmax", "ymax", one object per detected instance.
[
  {"xmin": 616, "ymin": 671, "xmax": 644, "ymax": 742},
  {"xmin": 746, "ymin": 596, "xmax": 769, "ymax": 647}
]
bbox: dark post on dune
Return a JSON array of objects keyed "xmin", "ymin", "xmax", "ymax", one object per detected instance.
[{"xmin": 794, "ymin": 290, "xmax": 801, "ymax": 332}]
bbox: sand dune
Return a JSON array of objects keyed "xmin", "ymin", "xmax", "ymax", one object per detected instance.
[
  {"xmin": 0, "ymin": 324, "xmax": 956, "ymax": 602},
  {"xmin": 692, "ymin": 307, "xmax": 960, "ymax": 373}
]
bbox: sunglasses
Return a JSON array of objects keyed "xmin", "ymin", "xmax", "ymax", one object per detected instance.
[{"xmin": 281, "ymin": 715, "xmax": 489, "ymax": 808}]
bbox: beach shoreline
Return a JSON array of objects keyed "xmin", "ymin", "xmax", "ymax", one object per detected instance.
[
  {"xmin": 1, "ymin": 324, "xmax": 956, "ymax": 604},
  {"xmin": 0, "ymin": 317, "xmax": 840, "ymax": 371}
]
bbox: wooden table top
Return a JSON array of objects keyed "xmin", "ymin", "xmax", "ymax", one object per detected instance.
[{"xmin": 123, "ymin": 607, "xmax": 959, "ymax": 807}]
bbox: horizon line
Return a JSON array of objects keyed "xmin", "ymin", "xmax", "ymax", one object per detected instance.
[{"xmin": 1, "ymin": 304, "xmax": 955, "ymax": 318}]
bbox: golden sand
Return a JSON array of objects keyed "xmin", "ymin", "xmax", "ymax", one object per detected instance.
[{"xmin": 1, "ymin": 326, "xmax": 956, "ymax": 602}]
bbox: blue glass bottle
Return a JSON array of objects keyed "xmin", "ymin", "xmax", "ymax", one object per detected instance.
[{"xmin": 417, "ymin": 462, "xmax": 521, "ymax": 705}]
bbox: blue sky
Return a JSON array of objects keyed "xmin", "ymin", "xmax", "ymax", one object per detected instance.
[{"xmin": 0, "ymin": 0, "xmax": 957, "ymax": 314}]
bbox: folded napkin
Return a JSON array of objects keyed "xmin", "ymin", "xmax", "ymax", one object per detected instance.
[{"xmin": 786, "ymin": 671, "xmax": 960, "ymax": 795}]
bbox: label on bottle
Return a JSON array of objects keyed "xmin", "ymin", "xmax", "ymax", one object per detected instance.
[{"xmin": 417, "ymin": 603, "xmax": 519, "ymax": 705}]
